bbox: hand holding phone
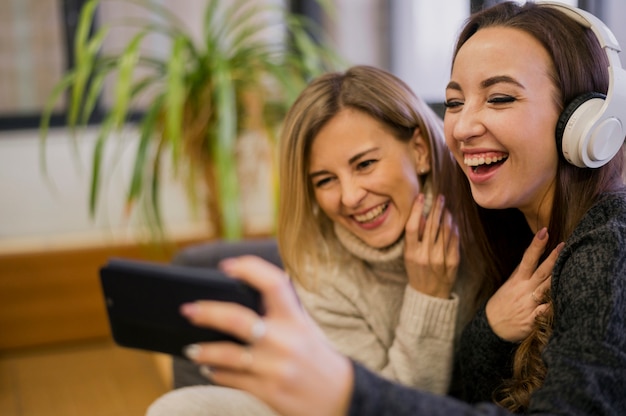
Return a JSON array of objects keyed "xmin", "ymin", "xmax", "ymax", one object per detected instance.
[{"xmin": 99, "ymin": 258, "xmax": 263, "ymax": 357}]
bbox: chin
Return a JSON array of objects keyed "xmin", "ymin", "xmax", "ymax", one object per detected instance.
[
  {"xmin": 365, "ymin": 232, "xmax": 404, "ymax": 249},
  {"xmin": 470, "ymin": 190, "xmax": 503, "ymax": 210}
]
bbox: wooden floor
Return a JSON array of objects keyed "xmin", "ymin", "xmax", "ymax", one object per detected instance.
[{"xmin": 0, "ymin": 339, "xmax": 170, "ymax": 416}]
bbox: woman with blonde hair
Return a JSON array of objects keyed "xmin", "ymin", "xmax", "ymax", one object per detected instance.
[{"xmin": 147, "ymin": 65, "xmax": 487, "ymax": 415}]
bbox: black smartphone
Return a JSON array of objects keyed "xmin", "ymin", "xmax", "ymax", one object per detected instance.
[{"xmin": 99, "ymin": 258, "xmax": 263, "ymax": 357}]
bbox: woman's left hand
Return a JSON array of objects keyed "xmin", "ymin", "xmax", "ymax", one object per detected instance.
[
  {"xmin": 179, "ymin": 256, "xmax": 353, "ymax": 416},
  {"xmin": 404, "ymin": 193, "xmax": 460, "ymax": 298}
]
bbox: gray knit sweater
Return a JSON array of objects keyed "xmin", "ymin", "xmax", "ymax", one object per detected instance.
[{"xmin": 348, "ymin": 191, "xmax": 626, "ymax": 415}]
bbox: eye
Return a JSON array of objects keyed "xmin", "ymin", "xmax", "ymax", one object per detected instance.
[
  {"xmin": 443, "ymin": 99, "xmax": 464, "ymax": 111},
  {"xmin": 356, "ymin": 159, "xmax": 377, "ymax": 170},
  {"xmin": 313, "ymin": 176, "xmax": 333, "ymax": 188},
  {"xmin": 487, "ymin": 95, "xmax": 516, "ymax": 105}
]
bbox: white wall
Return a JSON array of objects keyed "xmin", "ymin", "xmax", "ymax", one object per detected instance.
[
  {"xmin": 0, "ymin": 126, "xmax": 205, "ymax": 245},
  {"xmin": 605, "ymin": 0, "xmax": 626, "ymax": 68}
]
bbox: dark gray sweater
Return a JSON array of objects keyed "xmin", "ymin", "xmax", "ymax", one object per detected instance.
[{"xmin": 348, "ymin": 191, "xmax": 626, "ymax": 415}]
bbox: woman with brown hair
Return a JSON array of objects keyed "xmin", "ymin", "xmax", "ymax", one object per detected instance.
[{"xmin": 148, "ymin": 65, "xmax": 491, "ymax": 415}]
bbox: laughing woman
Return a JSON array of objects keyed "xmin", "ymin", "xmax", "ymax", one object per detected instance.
[{"xmin": 147, "ymin": 65, "xmax": 481, "ymax": 415}]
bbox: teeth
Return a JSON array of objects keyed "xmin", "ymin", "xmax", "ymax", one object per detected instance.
[
  {"xmin": 354, "ymin": 203, "xmax": 388, "ymax": 223},
  {"xmin": 464, "ymin": 154, "xmax": 507, "ymax": 167}
]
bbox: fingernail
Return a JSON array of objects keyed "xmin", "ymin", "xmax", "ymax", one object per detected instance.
[
  {"xmin": 199, "ymin": 365, "xmax": 214, "ymax": 380},
  {"xmin": 417, "ymin": 193, "xmax": 425, "ymax": 204},
  {"xmin": 537, "ymin": 227, "xmax": 547, "ymax": 240},
  {"xmin": 218, "ymin": 258, "xmax": 235, "ymax": 273},
  {"xmin": 556, "ymin": 242, "xmax": 565, "ymax": 253},
  {"xmin": 180, "ymin": 302, "xmax": 198, "ymax": 317},
  {"xmin": 183, "ymin": 344, "xmax": 201, "ymax": 360}
]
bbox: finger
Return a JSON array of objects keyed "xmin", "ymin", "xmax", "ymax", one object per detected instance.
[
  {"xmin": 405, "ymin": 194, "xmax": 425, "ymax": 250},
  {"xmin": 423, "ymin": 194, "xmax": 445, "ymax": 244},
  {"xmin": 184, "ymin": 341, "xmax": 266, "ymax": 375},
  {"xmin": 531, "ymin": 241, "xmax": 564, "ymax": 283},
  {"xmin": 517, "ymin": 227, "xmax": 549, "ymax": 279},
  {"xmin": 439, "ymin": 210, "xmax": 454, "ymax": 250},
  {"xmin": 181, "ymin": 300, "xmax": 261, "ymax": 344},
  {"xmin": 219, "ymin": 256, "xmax": 301, "ymax": 317},
  {"xmin": 445, "ymin": 214, "xmax": 460, "ymax": 265},
  {"xmin": 535, "ymin": 275, "xmax": 552, "ymax": 297},
  {"xmin": 534, "ymin": 302, "xmax": 551, "ymax": 318}
]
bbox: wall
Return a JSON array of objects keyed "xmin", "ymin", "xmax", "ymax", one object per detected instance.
[{"xmin": 0, "ymin": 126, "xmax": 207, "ymax": 244}]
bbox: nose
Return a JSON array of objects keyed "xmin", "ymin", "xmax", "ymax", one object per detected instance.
[
  {"xmin": 340, "ymin": 177, "xmax": 367, "ymax": 208},
  {"xmin": 447, "ymin": 104, "xmax": 486, "ymax": 143}
]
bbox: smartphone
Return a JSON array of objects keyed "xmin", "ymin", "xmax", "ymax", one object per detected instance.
[{"xmin": 99, "ymin": 258, "xmax": 263, "ymax": 357}]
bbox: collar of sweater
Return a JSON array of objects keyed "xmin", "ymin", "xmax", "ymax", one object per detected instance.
[{"xmin": 334, "ymin": 222, "xmax": 405, "ymax": 273}]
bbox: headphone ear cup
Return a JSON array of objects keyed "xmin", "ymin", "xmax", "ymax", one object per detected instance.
[{"xmin": 556, "ymin": 92, "xmax": 607, "ymax": 167}]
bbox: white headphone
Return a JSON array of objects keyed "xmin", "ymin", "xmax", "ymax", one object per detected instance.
[{"xmin": 543, "ymin": 1, "xmax": 626, "ymax": 168}]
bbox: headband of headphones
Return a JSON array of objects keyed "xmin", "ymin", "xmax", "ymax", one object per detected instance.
[{"xmin": 542, "ymin": 1, "xmax": 626, "ymax": 168}]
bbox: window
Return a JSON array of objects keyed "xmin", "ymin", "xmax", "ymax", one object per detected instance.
[{"xmin": 0, "ymin": 0, "xmax": 95, "ymax": 130}]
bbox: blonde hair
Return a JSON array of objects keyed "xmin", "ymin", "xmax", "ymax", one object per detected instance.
[{"xmin": 276, "ymin": 65, "xmax": 451, "ymax": 288}]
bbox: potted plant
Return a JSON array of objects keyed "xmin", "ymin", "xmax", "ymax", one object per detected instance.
[{"xmin": 40, "ymin": 0, "xmax": 339, "ymax": 240}]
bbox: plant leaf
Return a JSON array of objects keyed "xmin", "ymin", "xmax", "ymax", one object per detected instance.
[
  {"xmin": 89, "ymin": 116, "xmax": 114, "ymax": 216},
  {"xmin": 127, "ymin": 95, "xmax": 164, "ymax": 210},
  {"xmin": 69, "ymin": 13, "xmax": 109, "ymax": 127},
  {"xmin": 164, "ymin": 35, "xmax": 187, "ymax": 167},
  {"xmin": 111, "ymin": 30, "xmax": 147, "ymax": 129},
  {"xmin": 213, "ymin": 56, "xmax": 241, "ymax": 239},
  {"xmin": 39, "ymin": 72, "xmax": 77, "ymax": 176}
]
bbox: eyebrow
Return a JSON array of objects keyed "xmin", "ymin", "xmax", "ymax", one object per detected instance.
[
  {"xmin": 309, "ymin": 147, "xmax": 379, "ymax": 178},
  {"xmin": 446, "ymin": 75, "xmax": 525, "ymax": 91}
]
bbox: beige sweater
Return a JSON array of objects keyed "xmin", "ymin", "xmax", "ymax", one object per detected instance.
[{"xmin": 294, "ymin": 224, "xmax": 459, "ymax": 394}]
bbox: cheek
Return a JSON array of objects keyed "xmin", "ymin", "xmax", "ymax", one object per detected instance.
[
  {"xmin": 313, "ymin": 189, "xmax": 338, "ymax": 219},
  {"xmin": 395, "ymin": 166, "xmax": 422, "ymax": 210}
]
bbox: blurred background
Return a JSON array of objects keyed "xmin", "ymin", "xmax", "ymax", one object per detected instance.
[{"xmin": 1, "ymin": 0, "xmax": 624, "ymax": 415}]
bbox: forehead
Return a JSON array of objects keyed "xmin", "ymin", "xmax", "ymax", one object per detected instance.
[
  {"xmin": 308, "ymin": 108, "xmax": 405, "ymax": 168},
  {"xmin": 451, "ymin": 26, "xmax": 555, "ymax": 89}
]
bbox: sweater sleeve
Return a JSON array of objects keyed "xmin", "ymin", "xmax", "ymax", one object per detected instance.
[
  {"xmin": 348, "ymin": 361, "xmax": 512, "ymax": 416},
  {"xmin": 294, "ymin": 277, "xmax": 458, "ymax": 395},
  {"xmin": 385, "ymin": 287, "xmax": 458, "ymax": 394}
]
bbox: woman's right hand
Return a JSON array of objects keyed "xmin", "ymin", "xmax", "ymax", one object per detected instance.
[
  {"xmin": 485, "ymin": 228, "xmax": 563, "ymax": 342},
  {"xmin": 404, "ymin": 193, "xmax": 460, "ymax": 298}
]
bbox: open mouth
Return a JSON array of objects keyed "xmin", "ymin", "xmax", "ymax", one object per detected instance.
[
  {"xmin": 464, "ymin": 153, "xmax": 508, "ymax": 174},
  {"xmin": 353, "ymin": 202, "xmax": 389, "ymax": 223}
]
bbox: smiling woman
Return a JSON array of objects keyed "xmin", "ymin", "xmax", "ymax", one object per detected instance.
[
  {"xmin": 308, "ymin": 107, "xmax": 426, "ymax": 249},
  {"xmin": 146, "ymin": 65, "xmax": 470, "ymax": 415},
  {"xmin": 444, "ymin": 26, "xmax": 560, "ymax": 214}
]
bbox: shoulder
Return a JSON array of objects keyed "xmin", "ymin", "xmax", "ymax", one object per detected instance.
[
  {"xmin": 568, "ymin": 190, "xmax": 626, "ymax": 246},
  {"xmin": 552, "ymin": 190, "xmax": 626, "ymax": 314}
]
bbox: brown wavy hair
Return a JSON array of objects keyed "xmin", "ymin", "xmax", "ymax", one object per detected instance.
[{"xmin": 449, "ymin": 2, "xmax": 625, "ymax": 411}]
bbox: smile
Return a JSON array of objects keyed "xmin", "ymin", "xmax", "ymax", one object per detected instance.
[
  {"xmin": 464, "ymin": 152, "xmax": 508, "ymax": 173},
  {"xmin": 353, "ymin": 203, "xmax": 389, "ymax": 223}
]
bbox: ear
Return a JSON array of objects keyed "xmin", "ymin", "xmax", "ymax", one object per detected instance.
[{"xmin": 411, "ymin": 128, "xmax": 431, "ymax": 175}]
